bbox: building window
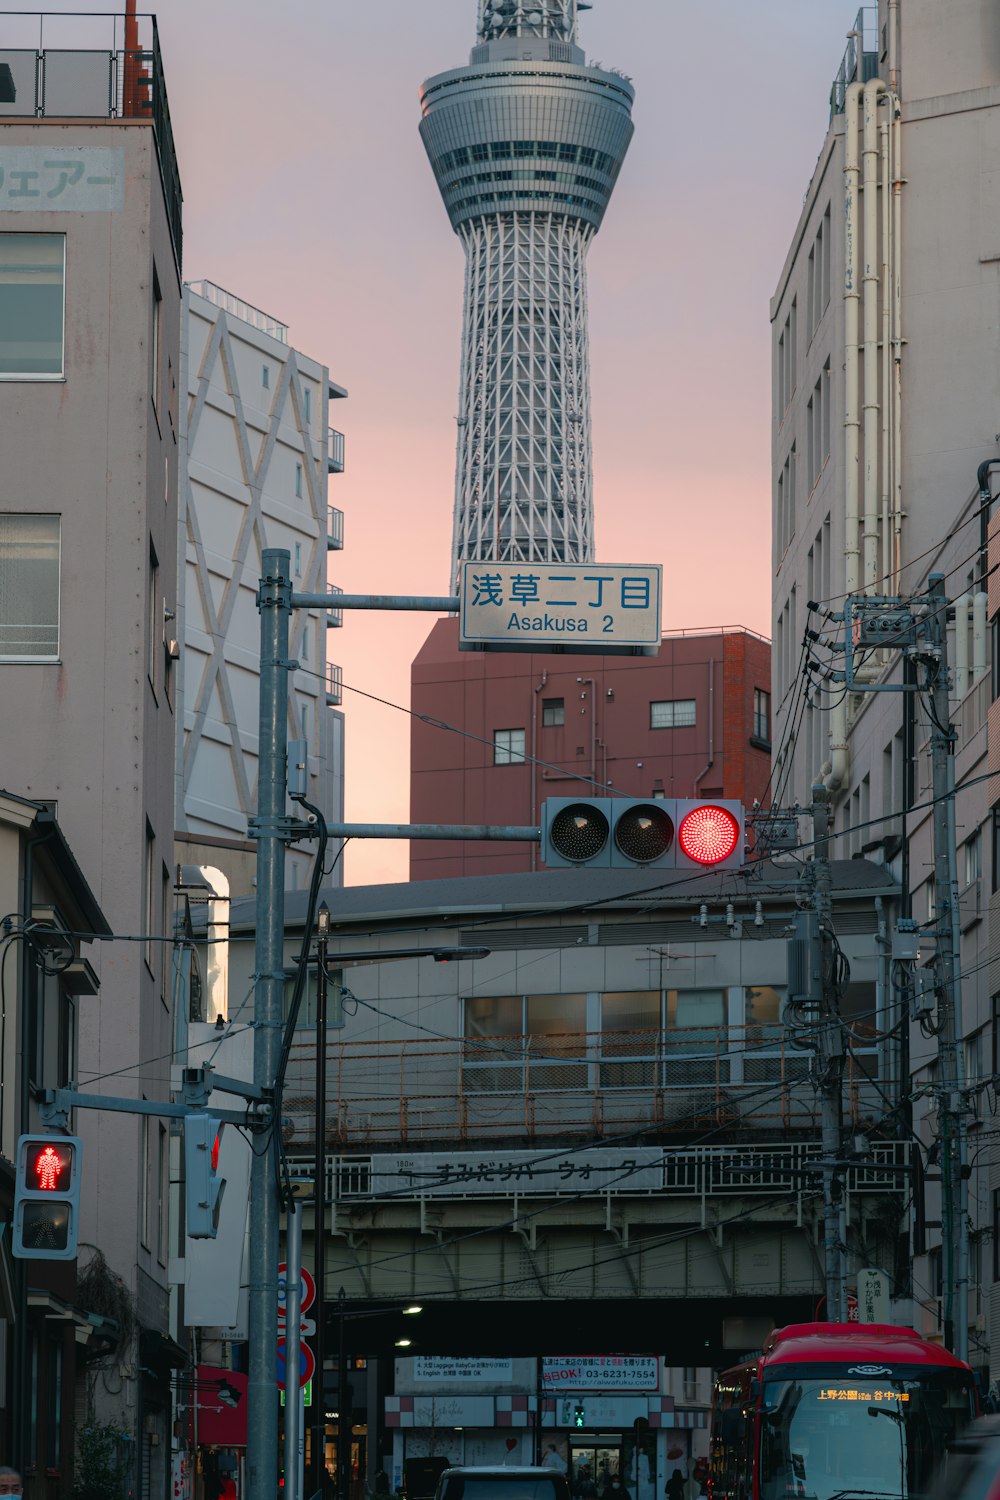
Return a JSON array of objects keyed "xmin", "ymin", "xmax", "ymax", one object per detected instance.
[
  {"xmin": 753, "ymin": 688, "xmax": 771, "ymax": 743},
  {"xmin": 157, "ymin": 1122, "xmax": 168, "ymax": 1265},
  {"xmin": 295, "ymin": 463, "xmax": 303, "ymax": 500},
  {"xmin": 650, "ymin": 699, "xmax": 696, "ymax": 730},
  {"xmin": 965, "ymin": 829, "xmax": 982, "ymax": 886},
  {"xmin": 993, "ymin": 1188, "xmax": 1000, "ymax": 1281},
  {"xmin": 140, "ymin": 1112, "xmax": 151, "ymax": 1248},
  {"xmin": 262, "ymin": 364, "xmax": 270, "ymax": 389},
  {"xmin": 0, "ymin": 233, "xmax": 65, "ymax": 378},
  {"xmin": 0, "ymin": 513, "xmax": 60, "ymax": 659},
  {"xmin": 494, "ymin": 727, "xmax": 526, "ymax": 764},
  {"xmin": 542, "ymin": 698, "xmax": 564, "ymax": 727},
  {"xmin": 144, "ymin": 822, "xmax": 155, "ymax": 974},
  {"xmin": 151, "ymin": 266, "xmax": 162, "ymax": 417},
  {"xmin": 304, "ymin": 386, "xmax": 311, "ymax": 423},
  {"xmin": 294, "ymin": 541, "xmax": 302, "ymax": 578},
  {"xmin": 160, "ymin": 863, "xmax": 170, "ymax": 1006},
  {"xmin": 683, "ymin": 1367, "xmax": 698, "ymax": 1404},
  {"xmin": 463, "ymin": 994, "xmax": 586, "ymax": 1089},
  {"xmin": 147, "ymin": 541, "xmax": 159, "ymax": 693}
]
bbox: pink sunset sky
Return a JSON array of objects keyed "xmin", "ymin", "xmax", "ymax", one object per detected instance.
[{"xmin": 100, "ymin": 1, "xmax": 858, "ymax": 883}]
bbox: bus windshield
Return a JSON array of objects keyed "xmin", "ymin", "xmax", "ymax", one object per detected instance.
[{"xmin": 757, "ymin": 1370, "xmax": 974, "ymax": 1500}]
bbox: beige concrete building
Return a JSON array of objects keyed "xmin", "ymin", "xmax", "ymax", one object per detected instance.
[
  {"xmin": 771, "ymin": 0, "xmax": 999, "ymax": 1380},
  {"xmin": 0, "ymin": 13, "xmax": 182, "ymax": 1486}
]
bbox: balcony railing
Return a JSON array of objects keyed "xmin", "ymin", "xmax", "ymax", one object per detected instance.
[
  {"xmin": 281, "ymin": 1026, "xmax": 887, "ymax": 1148},
  {"xmin": 188, "ymin": 280, "xmax": 287, "ymax": 343},
  {"xmin": 829, "ymin": 5, "xmax": 879, "ymax": 119},
  {"xmin": 327, "ymin": 428, "xmax": 345, "ymax": 474},
  {"xmin": 0, "ymin": 13, "xmax": 183, "ymax": 269},
  {"xmin": 327, "ymin": 504, "xmax": 344, "ymax": 551},
  {"xmin": 326, "ymin": 584, "xmax": 343, "ymax": 628},
  {"xmin": 325, "ymin": 663, "xmax": 342, "ymax": 706}
]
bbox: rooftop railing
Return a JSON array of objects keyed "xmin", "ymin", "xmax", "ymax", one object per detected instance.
[
  {"xmin": 829, "ymin": 5, "xmax": 880, "ymax": 119},
  {"xmin": 187, "ymin": 279, "xmax": 288, "ymax": 344},
  {"xmin": 0, "ymin": 12, "xmax": 183, "ymax": 269}
]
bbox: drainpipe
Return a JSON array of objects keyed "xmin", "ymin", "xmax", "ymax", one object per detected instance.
[
  {"xmin": 577, "ymin": 678, "xmax": 596, "ymax": 787},
  {"xmin": 888, "ymin": 0, "xmax": 899, "ymax": 93},
  {"xmin": 862, "ymin": 80, "xmax": 887, "ymax": 593},
  {"xmin": 953, "ymin": 595, "xmax": 970, "ymax": 702},
  {"xmin": 891, "ymin": 93, "xmax": 903, "ymax": 591},
  {"xmin": 692, "ymin": 659, "xmax": 715, "ymax": 794},
  {"xmin": 973, "ymin": 592, "xmax": 988, "ymax": 681},
  {"xmin": 530, "ymin": 670, "xmax": 547, "ymax": 871},
  {"xmin": 880, "ymin": 107, "xmax": 891, "ymax": 594},
  {"xmin": 825, "ymin": 82, "xmax": 864, "ymax": 794}
]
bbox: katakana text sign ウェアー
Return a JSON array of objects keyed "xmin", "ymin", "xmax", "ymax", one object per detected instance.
[
  {"xmin": 459, "ymin": 562, "xmax": 662, "ymax": 650},
  {"xmin": 0, "ymin": 148, "xmax": 124, "ymax": 211}
]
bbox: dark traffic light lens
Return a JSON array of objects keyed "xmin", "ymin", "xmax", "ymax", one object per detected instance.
[
  {"xmin": 613, "ymin": 803, "xmax": 674, "ymax": 863},
  {"xmin": 21, "ymin": 1201, "xmax": 70, "ymax": 1251},
  {"xmin": 548, "ymin": 802, "xmax": 610, "ymax": 862}
]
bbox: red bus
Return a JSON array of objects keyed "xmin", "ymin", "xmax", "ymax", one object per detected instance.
[{"xmin": 709, "ymin": 1323, "xmax": 975, "ymax": 1500}]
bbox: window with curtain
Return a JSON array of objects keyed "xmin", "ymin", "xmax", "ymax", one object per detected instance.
[
  {"xmin": 0, "ymin": 513, "xmax": 60, "ymax": 658},
  {"xmin": 0, "ymin": 233, "xmax": 65, "ymax": 376}
]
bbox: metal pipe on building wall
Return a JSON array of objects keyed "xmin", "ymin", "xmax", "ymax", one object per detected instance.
[
  {"xmin": 891, "ymin": 98, "xmax": 904, "ymax": 591},
  {"xmin": 862, "ymin": 80, "xmax": 887, "ymax": 592},
  {"xmin": 692, "ymin": 659, "xmax": 715, "ymax": 795}
]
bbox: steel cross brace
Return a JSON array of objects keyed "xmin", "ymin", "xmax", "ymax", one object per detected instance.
[{"xmin": 40, "ymin": 1068, "xmax": 271, "ymax": 1131}]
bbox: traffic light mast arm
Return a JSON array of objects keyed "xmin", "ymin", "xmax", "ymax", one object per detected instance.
[{"xmin": 40, "ymin": 1087, "xmax": 270, "ymax": 1130}]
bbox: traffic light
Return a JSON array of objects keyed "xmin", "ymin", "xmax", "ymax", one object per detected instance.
[
  {"xmin": 541, "ymin": 798, "xmax": 745, "ymax": 871},
  {"xmin": 13, "ymin": 1133, "xmax": 82, "ymax": 1260},
  {"xmin": 184, "ymin": 1113, "xmax": 225, "ymax": 1239},
  {"xmin": 574, "ymin": 1404, "xmax": 586, "ymax": 1428}
]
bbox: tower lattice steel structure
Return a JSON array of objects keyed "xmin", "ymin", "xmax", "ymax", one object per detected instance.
[{"xmin": 420, "ymin": 0, "xmax": 635, "ymax": 590}]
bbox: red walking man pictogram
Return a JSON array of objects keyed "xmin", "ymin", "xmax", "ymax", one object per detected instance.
[{"xmin": 35, "ymin": 1146, "xmax": 62, "ymax": 1191}]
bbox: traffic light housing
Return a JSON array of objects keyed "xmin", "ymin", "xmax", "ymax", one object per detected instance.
[
  {"xmin": 541, "ymin": 798, "xmax": 745, "ymax": 871},
  {"xmin": 184, "ymin": 1113, "xmax": 225, "ymax": 1239},
  {"xmin": 13, "ymin": 1133, "xmax": 81, "ymax": 1260}
]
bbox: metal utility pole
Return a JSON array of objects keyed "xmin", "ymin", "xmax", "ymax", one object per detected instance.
[
  {"xmin": 312, "ymin": 903, "xmax": 331, "ymax": 1500},
  {"xmin": 812, "ymin": 784, "xmax": 847, "ymax": 1323},
  {"xmin": 247, "ymin": 549, "xmax": 293, "ymax": 1500},
  {"xmin": 925, "ymin": 574, "xmax": 970, "ymax": 1362},
  {"xmin": 285, "ymin": 1204, "xmax": 304, "ymax": 1500},
  {"xmin": 337, "ymin": 1286, "xmax": 349, "ymax": 1500}
]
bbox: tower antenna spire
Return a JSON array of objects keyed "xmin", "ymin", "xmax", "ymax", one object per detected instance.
[{"xmin": 477, "ymin": 1, "xmax": 579, "ymax": 46}]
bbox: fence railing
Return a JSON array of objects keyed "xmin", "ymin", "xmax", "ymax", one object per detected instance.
[
  {"xmin": 327, "ymin": 428, "xmax": 345, "ymax": 473},
  {"xmin": 189, "ymin": 280, "xmax": 287, "ymax": 343},
  {"xmin": 280, "ymin": 1026, "xmax": 888, "ymax": 1148}
]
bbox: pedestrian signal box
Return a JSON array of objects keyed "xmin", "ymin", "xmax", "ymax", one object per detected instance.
[
  {"xmin": 574, "ymin": 1404, "xmax": 586, "ymax": 1428},
  {"xmin": 541, "ymin": 798, "xmax": 745, "ymax": 871},
  {"xmin": 13, "ymin": 1134, "xmax": 82, "ymax": 1260}
]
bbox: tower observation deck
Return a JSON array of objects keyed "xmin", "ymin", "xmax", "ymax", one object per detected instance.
[{"xmin": 420, "ymin": 0, "xmax": 635, "ymax": 590}]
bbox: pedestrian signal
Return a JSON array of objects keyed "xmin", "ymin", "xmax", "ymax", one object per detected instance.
[
  {"xmin": 541, "ymin": 798, "xmax": 744, "ymax": 871},
  {"xmin": 574, "ymin": 1404, "xmax": 586, "ymax": 1428},
  {"xmin": 13, "ymin": 1134, "xmax": 82, "ymax": 1260},
  {"xmin": 184, "ymin": 1113, "xmax": 226, "ymax": 1239}
]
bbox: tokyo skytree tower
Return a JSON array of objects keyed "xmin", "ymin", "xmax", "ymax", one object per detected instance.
[{"xmin": 420, "ymin": 0, "xmax": 635, "ymax": 591}]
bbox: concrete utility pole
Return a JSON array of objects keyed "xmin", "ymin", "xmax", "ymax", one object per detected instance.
[
  {"xmin": 247, "ymin": 549, "xmax": 292, "ymax": 1500},
  {"xmin": 924, "ymin": 574, "xmax": 970, "ymax": 1362},
  {"xmin": 812, "ymin": 785, "xmax": 847, "ymax": 1323}
]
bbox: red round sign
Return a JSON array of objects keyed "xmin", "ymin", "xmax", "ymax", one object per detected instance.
[
  {"xmin": 277, "ymin": 1263, "xmax": 316, "ymax": 1317},
  {"xmin": 276, "ymin": 1338, "xmax": 316, "ymax": 1392}
]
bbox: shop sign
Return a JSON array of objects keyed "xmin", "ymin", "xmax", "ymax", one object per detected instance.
[
  {"xmin": 543, "ymin": 1357, "xmax": 659, "ymax": 1391},
  {"xmin": 369, "ymin": 1149, "xmax": 664, "ymax": 1198},
  {"xmin": 414, "ymin": 1357, "xmax": 514, "ymax": 1383}
]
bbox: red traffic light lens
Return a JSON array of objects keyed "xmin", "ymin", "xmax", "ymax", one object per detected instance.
[
  {"xmin": 677, "ymin": 805, "xmax": 741, "ymax": 866},
  {"xmin": 211, "ymin": 1133, "xmax": 220, "ymax": 1172},
  {"xmin": 26, "ymin": 1141, "xmax": 71, "ymax": 1191}
]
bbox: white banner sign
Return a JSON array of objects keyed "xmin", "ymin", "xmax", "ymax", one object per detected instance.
[
  {"xmin": 413, "ymin": 1357, "xmax": 513, "ymax": 1384},
  {"xmin": 459, "ymin": 562, "xmax": 662, "ymax": 650},
  {"xmin": 0, "ymin": 148, "xmax": 124, "ymax": 211},
  {"xmin": 543, "ymin": 1357, "xmax": 659, "ymax": 1391},
  {"xmin": 369, "ymin": 1149, "xmax": 664, "ymax": 1198}
]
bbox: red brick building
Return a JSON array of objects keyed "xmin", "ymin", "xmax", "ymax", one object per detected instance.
[{"xmin": 409, "ymin": 619, "xmax": 772, "ymax": 880}]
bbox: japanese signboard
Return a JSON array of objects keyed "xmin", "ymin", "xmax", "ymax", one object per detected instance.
[
  {"xmin": 413, "ymin": 1357, "xmax": 514, "ymax": 1384},
  {"xmin": 368, "ymin": 1148, "xmax": 664, "ymax": 1198},
  {"xmin": 458, "ymin": 562, "xmax": 662, "ymax": 653},
  {"xmin": 0, "ymin": 148, "xmax": 124, "ymax": 211},
  {"xmin": 543, "ymin": 1357, "xmax": 659, "ymax": 1391}
]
